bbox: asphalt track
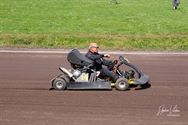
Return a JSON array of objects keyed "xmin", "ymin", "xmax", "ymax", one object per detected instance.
[{"xmin": 0, "ymin": 50, "xmax": 188, "ymax": 125}]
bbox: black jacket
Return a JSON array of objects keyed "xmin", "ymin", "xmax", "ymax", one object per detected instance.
[{"xmin": 85, "ymin": 51, "xmax": 113, "ymax": 71}]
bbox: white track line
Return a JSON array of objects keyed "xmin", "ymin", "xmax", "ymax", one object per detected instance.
[{"xmin": 0, "ymin": 49, "xmax": 188, "ymax": 55}]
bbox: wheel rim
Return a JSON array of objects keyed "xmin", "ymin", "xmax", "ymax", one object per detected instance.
[
  {"xmin": 56, "ymin": 81, "xmax": 64, "ymax": 89},
  {"xmin": 119, "ymin": 81, "xmax": 126, "ymax": 88}
]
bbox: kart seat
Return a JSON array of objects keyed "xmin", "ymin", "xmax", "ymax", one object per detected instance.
[{"xmin": 67, "ymin": 49, "xmax": 93, "ymax": 67}]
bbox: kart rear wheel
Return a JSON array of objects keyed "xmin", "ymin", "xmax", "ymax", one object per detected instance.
[
  {"xmin": 52, "ymin": 78, "xmax": 67, "ymax": 90},
  {"xmin": 115, "ymin": 78, "xmax": 129, "ymax": 91}
]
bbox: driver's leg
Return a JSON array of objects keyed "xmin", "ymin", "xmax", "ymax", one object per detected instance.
[{"xmin": 99, "ymin": 67, "xmax": 119, "ymax": 82}]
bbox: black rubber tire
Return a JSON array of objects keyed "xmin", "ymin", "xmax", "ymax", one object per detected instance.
[
  {"xmin": 115, "ymin": 78, "xmax": 129, "ymax": 91},
  {"xmin": 57, "ymin": 74, "xmax": 70, "ymax": 83},
  {"xmin": 52, "ymin": 78, "xmax": 67, "ymax": 90}
]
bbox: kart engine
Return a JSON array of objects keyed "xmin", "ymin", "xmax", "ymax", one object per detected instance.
[{"xmin": 72, "ymin": 69, "xmax": 82, "ymax": 79}]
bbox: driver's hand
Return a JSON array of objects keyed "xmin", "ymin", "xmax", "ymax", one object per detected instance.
[
  {"xmin": 113, "ymin": 60, "xmax": 118, "ymax": 64},
  {"xmin": 104, "ymin": 54, "xmax": 110, "ymax": 58},
  {"xmin": 112, "ymin": 65, "xmax": 118, "ymax": 73}
]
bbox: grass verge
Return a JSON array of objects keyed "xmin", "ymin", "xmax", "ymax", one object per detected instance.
[
  {"xmin": 1, "ymin": 0, "xmax": 188, "ymax": 51},
  {"xmin": 0, "ymin": 33, "xmax": 187, "ymax": 51}
]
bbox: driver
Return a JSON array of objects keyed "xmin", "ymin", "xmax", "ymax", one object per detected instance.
[{"xmin": 85, "ymin": 42, "xmax": 119, "ymax": 82}]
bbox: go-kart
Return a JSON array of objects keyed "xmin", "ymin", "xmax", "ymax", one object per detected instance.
[{"xmin": 50, "ymin": 49, "xmax": 150, "ymax": 91}]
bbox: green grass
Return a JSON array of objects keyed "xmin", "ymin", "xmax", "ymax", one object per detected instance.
[{"xmin": 0, "ymin": 0, "xmax": 188, "ymax": 51}]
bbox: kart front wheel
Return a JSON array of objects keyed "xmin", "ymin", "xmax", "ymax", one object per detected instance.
[
  {"xmin": 52, "ymin": 78, "xmax": 67, "ymax": 90},
  {"xmin": 115, "ymin": 78, "xmax": 129, "ymax": 91}
]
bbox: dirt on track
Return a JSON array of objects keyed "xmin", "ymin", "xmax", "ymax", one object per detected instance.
[{"xmin": 0, "ymin": 52, "xmax": 188, "ymax": 125}]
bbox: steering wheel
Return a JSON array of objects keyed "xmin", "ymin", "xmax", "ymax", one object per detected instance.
[
  {"xmin": 114, "ymin": 56, "xmax": 130, "ymax": 75},
  {"xmin": 119, "ymin": 56, "xmax": 125, "ymax": 62},
  {"xmin": 119, "ymin": 56, "xmax": 129, "ymax": 63}
]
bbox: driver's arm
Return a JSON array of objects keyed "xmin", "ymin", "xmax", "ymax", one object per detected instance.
[
  {"xmin": 102, "ymin": 59, "xmax": 113, "ymax": 66},
  {"xmin": 86, "ymin": 53, "xmax": 104, "ymax": 61}
]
